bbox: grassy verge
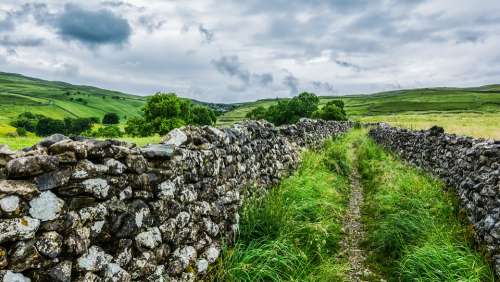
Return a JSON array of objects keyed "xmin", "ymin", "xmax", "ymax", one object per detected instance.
[
  {"xmin": 357, "ymin": 131, "xmax": 494, "ymax": 281},
  {"xmin": 208, "ymin": 133, "xmax": 355, "ymax": 281}
]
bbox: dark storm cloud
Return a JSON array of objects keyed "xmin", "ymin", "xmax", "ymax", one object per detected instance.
[
  {"xmin": 212, "ymin": 55, "xmax": 274, "ymax": 90},
  {"xmin": 212, "ymin": 56, "xmax": 250, "ymax": 84},
  {"xmin": 198, "ymin": 24, "xmax": 214, "ymax": 43},
  {"xmin": 55, "ymin": 4, "xmax": 131, "ymax": 45},
  {"xmin": 0, "ymin": 35, "xmax": 44, "ymax": 47},
  {"xmin": 253, "ymin": 73, "xmax": 274, "ymax": 86},
  {"xmin": 334, "ymin": 60, "xmax": 361, "ymax": 72},
  {"xmin": 0, "ymin": 3, "xmax": 52, "ymax": 31},
  {"xmin": 312, "ymin": 81, "xmax": 335, "ymax": 93},
  {"xmin": 283, "ymin": 73, "xmax": 299, "ymax": 96}
]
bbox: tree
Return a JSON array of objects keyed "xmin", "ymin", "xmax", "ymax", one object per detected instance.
[
  {"xmin": 35, "ymin": 117, "xmax": 65, "ymax": 136},
  {"xmin": 16, "ymin": 127, "xmax": 27, "ymax": 137},
  {"xmin": 124, "ymin": 117, "xmax": 154, "ymax": 137},
  {"xmin": 244, "ymin": 92, "xmax": 321, "ymax": 125},
  {"xmin": 191, "ymin": 105, "xmax": 217, "ymax": 126},
  {"xmin": 64, "ymin": 117, "xmax": 94, "ymax": 135},
  {"xmin": 90, "ymin": 125, "xmax": 124, "ymax": 138},
  {"xmin": 312, "ymin": 100, "xmax": 347, "ymax": 121},
  {"xmin": 102, "ymin": 113, "xmax": 120, "ymax": 124},
  {"xmin": 246, "ymin": 106, "xmax": 267, "ymax": 120}
]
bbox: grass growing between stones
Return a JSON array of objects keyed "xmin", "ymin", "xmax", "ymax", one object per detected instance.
[
  {"xmin": 208, "ymin": 134, "xmax": 356, "ymax": 281},
  {"xmin": 357, "ymin": 131, "xmax": 495, "ymax": 281}
]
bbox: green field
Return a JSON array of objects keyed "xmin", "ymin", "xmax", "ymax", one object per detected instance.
[
  {"xmin": 0, "ymin": 72, "xmax": 146, "ymax": 137},
  {"xmin": 218, "ymin": 88, "xmax": 500, "ymax": 139},
  {"xmin": 0, "ymin": 72, "xmax": 499, "ymax": 150}
]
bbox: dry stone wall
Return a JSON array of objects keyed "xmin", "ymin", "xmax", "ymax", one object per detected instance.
[
  {"xmin": 370, "ymin": 124, "xmax": 500, "ymax": 273},
  {"xmin": 0, "ymin": 119, "xmax": 353, "ymax": 282}
]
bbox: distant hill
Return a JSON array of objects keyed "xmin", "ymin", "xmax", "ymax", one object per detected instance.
[
  {"xmin": 218, "ymin": 86, "xmax": 500, "ymax": 126},
  {"xmin": 0, "ymin": 72, "xmax": 146, "ymax": 124},
  {"xmin": 0, "ymin": 72, "xmax": 234, "ymax": 135}
]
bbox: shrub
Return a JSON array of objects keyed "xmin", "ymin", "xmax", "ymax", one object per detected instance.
[
  {"xmin": 191, "ymin": 105, "xmax": 217, "ymax": 126},
  {"xmin": 312, "ymin": 101, "xmax": 347, "ymax": 121},
  {"xmin": 90, "ymin": 125, "xmax": 124, "ymax": 138},
  {"xmin": 16, "ymin": 127, "xmax": 27, "ymax": 137},
  {"xmin": 245, "ymin": 92, "xmax": 321, "ymax": 125},
  {"xmin": 124, "ymin": 117, "xmax": 154, "ymax": 137},
  {"xmin": 35, "ymin": 117, "xmax": 65, "ymax": 136},
  {"xmin": 102, "ymin": 112, "xmax": 120, "ymax": 124}
]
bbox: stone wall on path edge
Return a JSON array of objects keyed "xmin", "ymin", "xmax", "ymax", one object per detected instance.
[
  {"xmin": 369, "ymin": 124, "xmax": 500, "ymax": 274},
  {"xmin": 0, "ymin": 119, "xmax": 354, "ymax": 282}
]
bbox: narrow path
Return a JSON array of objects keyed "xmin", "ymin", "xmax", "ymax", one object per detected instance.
[{"xmin": 340, "ymin": 148, "xmax": 378, "ymax": 281}]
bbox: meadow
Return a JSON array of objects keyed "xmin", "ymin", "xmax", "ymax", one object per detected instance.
[{"xmin": 218, "ymin": 87, "xmax": 500, "ymax": 139}]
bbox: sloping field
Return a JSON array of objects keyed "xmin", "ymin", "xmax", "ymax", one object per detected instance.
[
  {"xmin": 0, "ymin": 72, "xmax": 146, "ymax": 135},
  {"xmin": 218, "ymin": 88, "xmax": 500, "ymax": 139}
]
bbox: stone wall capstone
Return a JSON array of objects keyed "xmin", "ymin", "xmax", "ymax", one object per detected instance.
[
  {"xmin": 0, "ymin": 119, "xmax": 353, "ymax": 282},
  {"xmin": 369, "ymin": 123, "xmax": 500, "ymax": 273}
]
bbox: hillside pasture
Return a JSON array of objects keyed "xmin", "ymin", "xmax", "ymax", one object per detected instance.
[{"xmin": 218, "ymin": 88, "xmax": 500, "ymax": 139}]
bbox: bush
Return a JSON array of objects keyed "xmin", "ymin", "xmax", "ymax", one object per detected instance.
[
  {"xmin": 35, "ymin": 117, "xmax": 65, "ymax": 136},
  {"xmin": 102, "ymin": 113, "xmax": 120, "ymax": 124},
  {"xmin": 89, "ymin": 125, "xmax": 124, "ymax": 138},
  {"xmin": 246, "ymin": 106, "xmax": 267, "ymax": 120},
  {"xmin": 11, "ymin": 113, "xmax": 95, "ymax": 136},
  {"xmin": 245, "ymin": 92, "xmax": 321, "ymax": 125},
  {"xmin": 10, "ymin": 112, "xmax": 41, "ymax": 132},
  {"xmin": 312, "ymin": 101, "xmax": 347, "ymax": 121},
  {"xmin": 16, "ymin": 127, "xmax": 27, "ymax": 137},
  {"xmin": 191, "ymin": 105, "xmax": 217, "ymax": 126},
  {"xmin": 124, "ymin": 117, "xmax": 155, "ymax": 137}
]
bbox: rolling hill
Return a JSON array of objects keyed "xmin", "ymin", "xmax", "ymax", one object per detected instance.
[
  {"xmin": 217, "ymin": 87, "xmax": 500, "ymax": 139},
  {"xmin": 0, "ymin": 72, "xmax": 235, "ymax": 136},
  {"xmin": 0, "ymin": 72, "xmax": 146, "ymax": 134}
]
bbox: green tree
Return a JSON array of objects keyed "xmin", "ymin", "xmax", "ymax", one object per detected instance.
[
  {"xmin": 124, "ymin": 117, "xmax": 154, "ymax": 137},
  {"xmin": 246, "ymin": 106, "xmax": 267, "ymax": 120},
  {"xmin": 312, "ymin": 100, "xmax": 347, "ymax": 121},
  {"xmin": 102, "ymin": 112, "xmax": 120, "ymax": 124},
  {"xmin": 245, "ymin": 92, "xmax": 321, "ymax": 125},
  {"xmin": 90, "ymin": 125, "xmax": 124, "ymax": 138},
  {"xmin": 35, "ymin": 117, "xmax": 65, "ymax": 136},
  {"xmin": 191, "ymin": 105, "xmax": 217, "ymax": 125}
]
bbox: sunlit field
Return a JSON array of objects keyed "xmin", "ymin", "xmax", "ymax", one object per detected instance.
[{"xmin": 356, "ymin": 112, "xmax": 500, "ymax": 140}]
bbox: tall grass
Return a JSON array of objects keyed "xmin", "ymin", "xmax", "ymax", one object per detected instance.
[
  {"xmin": 209, "ymin": 134, "xmax": 353, "ymax": 281},
  {"xmin": 357, "ymin": 131, "xmax": 494, "ymax": 281}
]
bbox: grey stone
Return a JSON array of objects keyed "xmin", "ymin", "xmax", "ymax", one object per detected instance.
[
  {"xmin": 0, "ymin": 216, "xmax": 40, "ymax": 243},
  {"xmin": 2, "ymin": 271, "xmax": 31, "ymax": 282},
  {"xmin": 29, "ymin": 191, "xmax": 64, "ymax": 221},
  {"xmin": 103, "ymin": 263, "xmax": 131, "ymax": 282},
  {"xmin": 6, "ymin": 155, "xmax": 59, "ymax": 178},
  {"xmin": 0, "ymin": 180, "xmax": 39, "ymax": 199},
  {"xmin": 161, "ymin": 128, "xmax": 188, "ymax": 147},
  {"xmin": 36, "ymin": 231, "xmax": 63, "ymax": 258},
  {"xmin": 81, "ymin": 178, "xmax": 110, "ymax": 199},
  {"xmin": 0, "ymin": 195, "xmax": 20, "ymax": 213},
  {"xmin": 38, "ymin": 134, "xmax": 70, "ymax": 147},
  {"xmin": 48, "ymin": 260, "xmax": 72, "ymax": 282},
  {"xmin": 34, "ymin": 170, "xmax": 71, "ymax": 191},
  {"xmin": 77, "ymin": 245, "xmax": 113, "ymax": 272},
  {"xmin": 135, "ymin": 227, "xmax": 162, "ymax": 249},
  {"xmin": 141, "ymin": 144, "xmax": 174, "ymax": 159}
]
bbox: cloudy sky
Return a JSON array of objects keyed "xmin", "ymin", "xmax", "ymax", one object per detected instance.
[{"xmin": 0, "ymin": 1, "xmax": 499, "ymax": 102}]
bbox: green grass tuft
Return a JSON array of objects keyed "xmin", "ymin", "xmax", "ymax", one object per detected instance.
[
  {"xmin": 357, "ymin": 130, "xmax": 494, "ymax": 281},
  {"xmin": 209, "ymin": 134, "xmax": 354, "ymax": 281}
]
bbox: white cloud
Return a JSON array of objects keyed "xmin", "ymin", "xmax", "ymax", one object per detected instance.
[{"xmin": 0, "ymin": 0, "xmax": 499, "ymax": 102}]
